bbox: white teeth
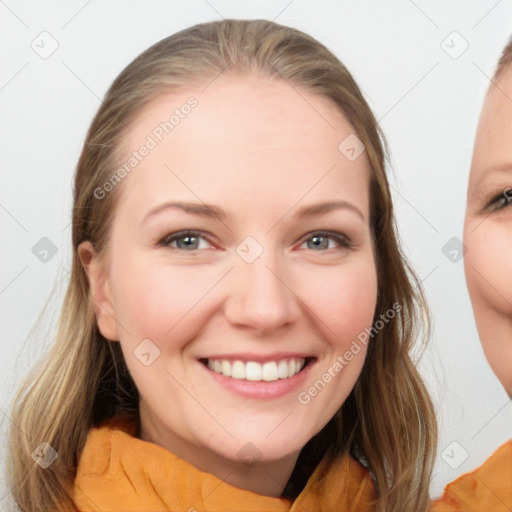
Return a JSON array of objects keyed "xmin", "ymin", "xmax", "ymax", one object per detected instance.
[
  {"xmin": 246, "ymin": 362, "xmax": 262, "ymax": 381},
  {"xmin": 277, "ymin": 360, "xmax": 289, "ymax": 379},
  {"xmin": 205, "ymin": 357, "xmax": 307, "ymax": 381},
  {"xmin": 262, "ymin": 361, "xmax": 278, "ymax": 381},
  {"xmin": 221, "ymin": 360, "xmax": 232, "ymax": 377},
  {"xmin": 232, "ymin": 360, "xmax": 245, "ymax": 379}
]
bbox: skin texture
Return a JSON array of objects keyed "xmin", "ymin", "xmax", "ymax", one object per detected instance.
[
  {"xmin": 78, "ymin": 74, "xmax": 378, "ymax": 497},
  {"xmin": 464, "ymin": 68, "xmax": 512, "ymax": 397}
]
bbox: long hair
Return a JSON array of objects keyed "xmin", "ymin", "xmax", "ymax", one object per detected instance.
[{"xmin": 7, "ymin": 19, "xmax": 437, "ymax": 512}]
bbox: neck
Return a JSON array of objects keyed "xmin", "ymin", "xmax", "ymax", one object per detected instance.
[{"xmin": 137, "ymin": 403, "xmax": 301, "ymax": 498}]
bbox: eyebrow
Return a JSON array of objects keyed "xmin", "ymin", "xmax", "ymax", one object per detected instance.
[{"xmin": 141, "ymin": 199, "xmax": 365, "ymax": 224}]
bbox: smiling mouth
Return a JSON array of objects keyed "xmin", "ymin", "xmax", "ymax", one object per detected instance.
[{"xmin": 199, "ymin": 357, "xmax": 316, "ymax": 381}]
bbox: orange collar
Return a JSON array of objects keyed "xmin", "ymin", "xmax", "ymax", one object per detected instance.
[
  {"xmin": 432, "ymin": 440, "xmax": 512, "ymax": 512},
  {"xmin": 73, "ymin": 415, "xmax": 376, "ymax": 511}
]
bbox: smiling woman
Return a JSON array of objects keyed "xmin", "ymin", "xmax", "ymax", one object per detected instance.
[
  {"xmin": 6, "ymin": 19, "xmax": 436, "ymax": 512},
  {"xmin": 432, "ymin": 35, "xmax": 512, "ymax": 512},
  {"xmin": 464, "ymin": 47, "xmax": 512, "ymax": 397}
]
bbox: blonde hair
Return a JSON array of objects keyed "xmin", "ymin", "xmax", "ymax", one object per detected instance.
[{"xmin": 7, "ymin": 19, "xmax": 437, "ymax": 512}]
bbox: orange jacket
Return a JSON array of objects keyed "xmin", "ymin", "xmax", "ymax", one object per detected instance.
[
  {"xmin": 432, "ymin": 440, "xmax": 512, "ymax": 512},
  {"xmin": 73, "ymin": 415, "xmax": 376, "ymax": 511}
]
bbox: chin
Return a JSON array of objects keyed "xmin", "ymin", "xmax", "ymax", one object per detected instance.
[{"xmin": 211, "ymin": 436, "xmax": 304, "ymax": 465}]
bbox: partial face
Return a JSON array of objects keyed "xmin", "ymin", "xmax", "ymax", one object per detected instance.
[
  {"xmin": 83, "ymin": 75, "xmax": 378, "ymax": 475},
  {"xmin": 464, "ymin": 68, "xmax": 512, "ymax": 396}
]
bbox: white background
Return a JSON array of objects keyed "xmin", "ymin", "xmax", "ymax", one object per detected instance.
[{"xmin": 1, "ymin": 0, "xmax": 512, "ymax": 507}]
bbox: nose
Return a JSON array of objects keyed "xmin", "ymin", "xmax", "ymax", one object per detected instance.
[{"xmin": 224, "ymin": 250, "xmax": 300, "ymax": 335}]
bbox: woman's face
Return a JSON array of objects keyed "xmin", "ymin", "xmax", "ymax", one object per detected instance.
[
  {"xmin": 81, "ymin": 74, "xmax": 378, "ymax": 475},
  {"xmin": 464, "ymin": 67, "xmax": 512, "ymax": 396}
]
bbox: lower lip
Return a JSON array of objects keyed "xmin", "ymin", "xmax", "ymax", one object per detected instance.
[{"xmin": 200, "ymin": 360, "xmax": 315, "ymax": 399}]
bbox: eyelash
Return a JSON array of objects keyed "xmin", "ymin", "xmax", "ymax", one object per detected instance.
[
  {"xmin": 487, "ymin": 188, "xmax": 512, "ymax": 211},
  {"xmin": 157, "ymin": 230, "xmax": 353, "ymax": 253}
]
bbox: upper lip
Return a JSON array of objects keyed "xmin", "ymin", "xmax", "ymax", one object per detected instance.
[{"xmin": 198, "ymin": 352, "xmax": 316, "ymax": 363}]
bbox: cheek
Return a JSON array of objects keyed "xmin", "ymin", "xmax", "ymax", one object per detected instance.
[
  {"xmin": 465, "ymin": 222, "xmax": 512, "ymax": 315},
  {"xmin": 110, "ymin": 247, "xmax": 378, "ymax": 361},
  {"xmin": 294, "ymin": 258, "xmax": 377, "ymax": 422},
  {"xmin": 302, "ymin": 257, "xmax": 378, "ymax": 343},
  {"xmin": 464, "ymin": 220, "xmax": 512, "ymax": 394},
  {"xmin": 110, "ymin": 254, "xmax": 222, "ymax": 339}
]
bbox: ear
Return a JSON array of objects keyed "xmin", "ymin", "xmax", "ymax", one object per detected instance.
[{"xmin": 77, "ymin": 241, "xmax": 119, "ymax": 341}]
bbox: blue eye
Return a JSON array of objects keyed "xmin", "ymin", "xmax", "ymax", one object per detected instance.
[
  {"xmin": 300, "ymin": 231, "xmax": 352, "ymax": 251},
  {"xmin": 159, "ymin": 231, "xmax": 212, "ymax": 251},
  {"xmin": 158, "ymin": 230, "xmax": 352, "ymax": 252}
]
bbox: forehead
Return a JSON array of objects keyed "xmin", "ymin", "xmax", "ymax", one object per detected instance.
[
  {"xmin": 118, "ymin": 74, "xmax": 372, "ymax": 218},
  {"xmin": 130, "ymin": 73, "xmax": 354, "ymax": 146},
  {"xmin": 470, "ymin": 69, "xmax": 512, "ymax": 188}
]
